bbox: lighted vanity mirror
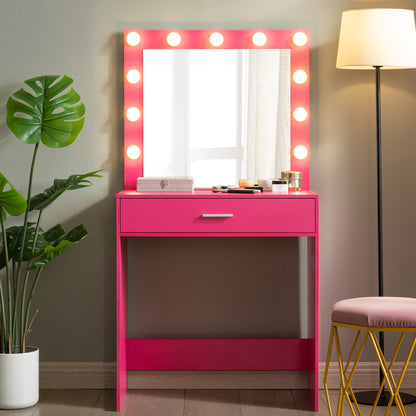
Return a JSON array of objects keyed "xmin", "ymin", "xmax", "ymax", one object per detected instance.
[
  {"xmin": 143, "ymin": 49, "xmax": 290, "ymax": 188},
  {"xmin": 124, "ymin": 30, "xmax": 310, "ymax": 189}
]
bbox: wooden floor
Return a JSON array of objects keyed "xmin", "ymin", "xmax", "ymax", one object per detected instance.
[{"xmin": 2, "ymin": 389, "xmax": 416, "ymax": 415}]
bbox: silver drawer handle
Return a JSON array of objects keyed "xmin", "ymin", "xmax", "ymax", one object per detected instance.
[{"xmin": 201, "ymin": 214, "xmax": 233, "ymax": 218}]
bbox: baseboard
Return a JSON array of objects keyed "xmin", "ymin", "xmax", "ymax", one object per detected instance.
[
  {"xmin": 39, "ymin": 363, "xmax": 307, "ymax": 389},
  {"xmin": 320, "ymin": 361, "xmax": 416, "ymax": 390},
  {"xmin": 128, "ymin": 370, "xmax": 308, "ymax": 389},
  {"xmin": 39, "ymin": 361, "xmax": 416, "ymax": 390},
  {"xmin": 40, "ymin": 362, "xmax": 116, "ymax": 389}
]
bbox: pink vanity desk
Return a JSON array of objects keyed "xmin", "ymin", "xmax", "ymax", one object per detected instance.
[
  {"xmin": 116, "ymin": 189, "xmax": 319, "ymax": 410},
  {"xmin": 118, "ymin": 29, "xmax": 317, "ymax": 411}
]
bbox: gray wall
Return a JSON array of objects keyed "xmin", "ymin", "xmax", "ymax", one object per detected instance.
[{"xmin": 1, "ymin": 0, "xmax": 416, "ymax": 362}]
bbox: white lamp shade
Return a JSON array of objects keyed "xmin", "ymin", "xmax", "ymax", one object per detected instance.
[{"xmin": 337, "ymin": 8, "xmax": 416, "ymax": 69}]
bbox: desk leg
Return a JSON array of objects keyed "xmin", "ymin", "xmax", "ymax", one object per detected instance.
[
  {"xmin": 117, "ymin": 235, "xmax": 128, "ymax": 412},
  {"xmin": 308, "ymin": 235, "xmax": 319, "ymax": 411}
]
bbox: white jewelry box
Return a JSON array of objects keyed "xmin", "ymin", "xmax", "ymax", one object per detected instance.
[{"xmin": 136, "ymin": 177, "xmax": 194, "ymax": 192}]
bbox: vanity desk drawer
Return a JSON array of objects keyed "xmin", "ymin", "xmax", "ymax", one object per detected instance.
[{"xmin": 120, "ymin": 196, "xmax": 316, "ymax": 234}]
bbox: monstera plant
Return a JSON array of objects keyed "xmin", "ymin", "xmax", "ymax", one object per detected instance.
[{"xmin": 0, "ymin": 75, "xmax": 101, "ymax": 354}]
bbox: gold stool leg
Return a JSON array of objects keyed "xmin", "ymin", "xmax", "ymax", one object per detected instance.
[
  {"xmin": 342, "ymin": 330, "xmax": 366, "ymax": 416},
  {"xmin": 335, "ymin": 327, "xmax": 367, "ymax": 416},
  {"xmin": 334, "ymin": 326, "xmax": 347, "ymax": 416},
  {"xmin": 368, "ymin": 331, "xmax": 416, "ymax": 416},
  {"xmin": 369, "ymin": 332, "xmax": 405, "ymax": 415},
  {"xmin": 323, "ymin": 325, "xmax": 351, "ymax": 416},
  {"xmin": 370, "ymin": 331, "xmax": 407, "ymax": 416},
  {"xmin": 324, "ymin": 325, "xmax": 336, "ymax": 416},
  {"xmin": 373, "ymin": 331, "xmax": 416, "ymax": 416},
  {"xmin": 334, "ymin": 326, "xmax": 366, "ymax": 416},
  {"xmin": 392, "ymin": 334, "xmax": 416, "ymax": 415}
]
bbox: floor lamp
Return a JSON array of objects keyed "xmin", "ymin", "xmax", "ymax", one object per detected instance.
[{"xmin": 336, "ymin": 8, "xmax": 416, "ymax": 406}]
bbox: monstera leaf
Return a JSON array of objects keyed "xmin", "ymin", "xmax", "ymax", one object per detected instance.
[
  {"xmin": 6, "ymin": 75, "xmax": 85, "ymax": 148},
  {"xmin": 0, "ymin": 224, "xmax": 39, "ymax": 270},
  {"xmin": 1, "ymin": 224, "xmax": 44, "ymax": 267},
  {"xmin": 0, "ymin": 172, "xmax": 27, "ymax": 220},
  {"xmin": 29, "ymin": 170, "xmax": 102, "ymax": 211},
  {"xmin": 31, "ymin": 224, "xmax": 88, "ymax": 268},
  {"xmin": 0, "ymin": 224, "xmax": 66, "ymax": 270}
]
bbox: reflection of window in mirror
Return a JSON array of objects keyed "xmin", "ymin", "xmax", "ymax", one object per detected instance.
[{"xmin": 143, "ymin": 49, "xmax": 290, "ymax": 188}]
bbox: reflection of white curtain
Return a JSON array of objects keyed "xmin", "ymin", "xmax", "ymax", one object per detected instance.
[{"xmin": 244, "ymin": 50, "xmax": 291, "ymax": 181}]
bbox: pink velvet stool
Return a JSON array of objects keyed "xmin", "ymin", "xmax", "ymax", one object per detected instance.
[{"xmin": 323, "ymin": 297, "xmax": 416, "ymax": 416}]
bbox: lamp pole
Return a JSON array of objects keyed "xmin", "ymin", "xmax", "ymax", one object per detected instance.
[
  {"xmin": 376, "ymin": 64, "xmax": 386, "ymax": 401},
  {"xmin": 375, "ymin": 66, "xmax": 383, "ymax": 301}
]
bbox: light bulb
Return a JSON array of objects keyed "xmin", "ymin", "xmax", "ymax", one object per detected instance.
[
  {"xmin": 126, "ymin": 32, "xmax": 141, "ymax": 46},
  {"xmin": 293, "ymin": 107, "xmax": 308, "ymax": 122},
  {"xmin": 293, "ymin": 70, "xmax": 308, "ymax": 84},
  {"xmin": 126, "ymin": 145, "xmax": 141, "ymax": 160},
  {"xmin": 126, "ymin": 69, "xmax": 141, "ymax": 84},
  {"xmin": 167, "ymin": 32, "xmax": 181, "ymax": 47},
  {"xmin": 126, "ymin": 107, "xmax": 141, "ymax": 122},
  {"xmin": 252, "ymin": 32, "xmax": 267, "ymax": 47},
  {"xmin": 293, "ymin": 32, "xmax": 308, "ymax": 47},
  {"xmin": 293, "ymin": 145, "xmax": 308, "ymax": 160},
  {"xmin": 209, "ymin": 32, "xmax": 224, "ymax": 47}
]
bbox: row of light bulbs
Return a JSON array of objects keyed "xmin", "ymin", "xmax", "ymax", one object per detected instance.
[
  {"xmin": 125, "ymin": 30, "xmax": 309, "ymax": 161},
  {"xmin": 126, "ymin": 31, "xmax": 308, "ymax": 48},
  {"xmin": 126, "ymin": 68, "xmax": 307, "ymax": 86},
  {"xmin": 126, "ymin": 105, "xmax": 307, "ymax": 123},
  {"xmin": 126, "ymin": 143, "xmax": 308, "ymax": 161},
  {"xmin": 126, "ymin": 142, "xmax": 308, "ymax": 161}
]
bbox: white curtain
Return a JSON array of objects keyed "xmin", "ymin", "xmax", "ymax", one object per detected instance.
[{"xmin": 244, "ymin": 49, "xmax": 291, "ymax": 181}]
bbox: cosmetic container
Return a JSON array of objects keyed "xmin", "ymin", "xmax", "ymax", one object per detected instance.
[
  {"xmin": 281, "ymin": 171, "xmax": 302, "ymax": 191},
  {"xmin": 272, "ymin": 180, "xmax": 288, "ymax": 194},
  {"xmin": 239, "ymin": 179, "xmax": 255, "ymax": 188},
  {"xmin": 258, "ymin": 179, "xmax": 273, "ymax": 191}
]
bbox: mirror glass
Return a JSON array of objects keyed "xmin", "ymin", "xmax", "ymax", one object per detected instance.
[{"xmin": 143, "ymin": 49, "xmax": 291, "ymax": 188}]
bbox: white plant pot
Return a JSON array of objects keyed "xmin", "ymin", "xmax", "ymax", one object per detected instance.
[{"xmin": 0, "ymin": 347, "xmax": 39, "ymax": 409}]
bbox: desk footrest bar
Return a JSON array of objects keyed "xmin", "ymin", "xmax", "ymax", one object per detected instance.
[{"xmin": 126, "ymin": 338, "xmax": 315, "ymax": 371}]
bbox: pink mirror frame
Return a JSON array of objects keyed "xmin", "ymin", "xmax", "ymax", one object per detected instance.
[{"xmin": 123, "ymin": 30, "xmax": 310, "ymax": 190}]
